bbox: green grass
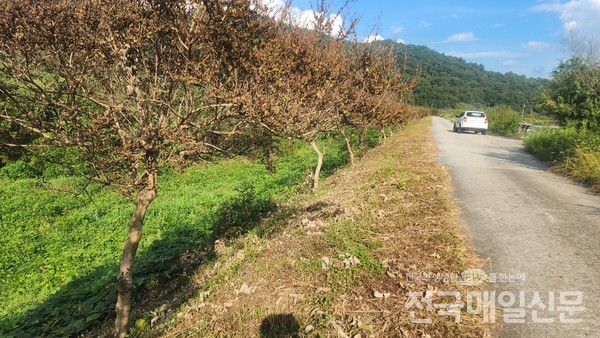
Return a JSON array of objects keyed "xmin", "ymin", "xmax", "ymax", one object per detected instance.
[
  {"xmin": 324, "ymin": 221, "xmax": 384, "ymax": 277},
  {"xmin": 523, "ymin": 128, "xmax": 585, "ymax": 163},
  {"xmin": 524, "ymin": 128, "xmax": 600, "ymax": 191},
  {"xmin": 0, "ymin": 136, "xmax": 354, "ymax": 337}
]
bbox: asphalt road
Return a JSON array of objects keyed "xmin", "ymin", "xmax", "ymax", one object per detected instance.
[{"xmin": 431, "ymin": 116, "xmax": 600, "ymax": 337}]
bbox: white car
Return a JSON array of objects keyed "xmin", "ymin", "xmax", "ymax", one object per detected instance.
[{"xmin": 453, "ymin": 111, "xmax": 488, "ymax": 134}]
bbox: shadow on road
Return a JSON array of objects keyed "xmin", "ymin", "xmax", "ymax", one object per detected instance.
[
  {"xmin": 479, "ymin": 148, "xmax": 549, "ymax": 172},
  {"xmin": 446, "ymin": 129, "xmax": 484, "ymax": 135}
]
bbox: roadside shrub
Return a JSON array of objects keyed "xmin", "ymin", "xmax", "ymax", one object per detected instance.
[
  {"xmin": 524, "ymin": 127, "xmax": 600, "ymax": 192},
  {"xmin": 487, "ymin": 105, "xmax": 521, "ymax": 136},
  {"xmin": 523, "ymin": 128, "xmax": 581, "ymax": 162},
  {"xmin": 440, "ymin": 111, "xmax": 457, "ymax": 121}
]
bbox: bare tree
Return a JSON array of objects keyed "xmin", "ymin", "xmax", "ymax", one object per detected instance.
[
  {"xmin": 0, "ymin": 0, "xmax": 268, "ymax": 335},
  {"xmin": 233, "ymin": 1, "xmax": 355, "ymax": 190},
  {"xmin": 341, "ymin": 41, "xmax": 419, "ymax": 157},
  {"xmin": 568, "ymin": 32, "xmax": 600, "ymax": 90}
]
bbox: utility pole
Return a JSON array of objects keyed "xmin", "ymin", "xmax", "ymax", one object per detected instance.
[{"xmin": 521, "ymin": 104, "xmax": 525, "ymax": 121}]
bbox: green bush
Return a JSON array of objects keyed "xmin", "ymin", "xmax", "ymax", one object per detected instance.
[
  {"xmin": 0, "ymin": 160, "xmax": 39, "ymax": 179},
  {"xmin": 364, "ymin": 128, "xmax": 381, "ymax": 148},
  {"xmin": 0, "ymin": 147, "xmax": 88, "ymax": 180},
  {"xmin": 487, "ymin": 105, "xmax": 521, "ymax": 136},
  {"xmin": 523, "ymin": 128, "xmax": 582, "ymax": 162},
  {"xmin": 212, "ymin": 184, "xmax": 276, "ymax": 239}
]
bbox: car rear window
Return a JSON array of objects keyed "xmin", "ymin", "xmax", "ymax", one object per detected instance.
[{"xmin": 467, "ymin": 112, "xmax": 485, "ymax": 117}]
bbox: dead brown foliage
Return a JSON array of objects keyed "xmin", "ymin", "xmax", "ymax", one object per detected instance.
[
  {"xmin": 0, "ymin": 0, "xmax": 425, "ymax": 335},
  {"xmin": 0, "ymin": 0, "xmax": 274, "ymax": 335}
]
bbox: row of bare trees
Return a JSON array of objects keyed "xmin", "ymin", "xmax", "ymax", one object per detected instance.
[{"xmin": 0, "ymin": 0, "xmax": 420, "ymax": 335}]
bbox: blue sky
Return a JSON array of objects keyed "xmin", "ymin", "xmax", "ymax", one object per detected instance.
[{"xmin": 268, "ymin": 0, "xmax": 600, "ymax": 79}]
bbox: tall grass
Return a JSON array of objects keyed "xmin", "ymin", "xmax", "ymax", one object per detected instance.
[
  {"xmin": 560, "ymin": 147, "xmax": 600, "ymax": 191},
  {"xmin": 524, "ymin": 128, "xmax": 600, "ymax": 191}
]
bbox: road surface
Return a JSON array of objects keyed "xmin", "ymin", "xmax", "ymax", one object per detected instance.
[{"xmin": 431, "ymin": 116, "xmax": 600, "ymax": 337}]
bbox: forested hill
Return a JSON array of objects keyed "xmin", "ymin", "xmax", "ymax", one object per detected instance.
[{"xmin": 388, "ymin": 42, "xmax": 550, "ymax": 109}]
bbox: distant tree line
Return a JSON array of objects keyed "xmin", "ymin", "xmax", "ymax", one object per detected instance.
[{"xmin": 386, "ymin": 42, "xmax": 550, "ymax": 110}]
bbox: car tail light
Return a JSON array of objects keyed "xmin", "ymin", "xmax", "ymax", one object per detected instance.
[
  {"xmin": 463, "ymin": 116, "xmax": 468, "ymax": 122},
  {"xmin": 484, "ymin": 117, "xmax": 488, "ymax": 124}
]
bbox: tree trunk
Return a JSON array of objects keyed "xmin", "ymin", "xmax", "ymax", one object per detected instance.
[
  {"xmin": 340, "ymin": 127, "xmax": 355, "ymax": 166},
  {"xmin": 358, "ymin": 128, "xmax": 365, "ymax": 152},
  {"xmin": 310, "ymin": 140, "xmax": 324, "ymax": 191},
  {"xmin": 115, "ymin": 172, "xmax": 158, "ymax": 338},
  {"xmin": 381, "ymin": 127, "xmax": 387, "ymax": 144}
]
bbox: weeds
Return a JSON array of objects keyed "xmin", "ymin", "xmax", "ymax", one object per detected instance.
[
  {"xmin": 559, "ymin": 146, "xmax": 600, "ymax": 191},
  {"xmin": 523, "ymin": 128, "xmax": 582, "ymax": 162},
  {"xmin": 0, "ymin": 137, "xmax": 351, "ymax": 337},
  {"xmin": 524, "ymin": 128, "xmax": 600, "ymax": 192}
]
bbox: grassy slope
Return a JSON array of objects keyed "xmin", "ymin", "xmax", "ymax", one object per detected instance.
[
  {"xmin": 0, "ymin": 137, "xmax": 350, "ymax": 336},
  {"xmin": 158, "ymin": 118, "xmax": 492, "ymax": 337}
]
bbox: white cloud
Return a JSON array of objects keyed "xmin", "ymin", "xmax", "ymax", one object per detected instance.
[
  {"xmin": 564, "ymin": 20, "xmax": 578, "ymax": 31},
  {"xmin": 522, "ymin": 41, "xmax": 552, "ymax": 51},
  {"xmin": 532, "ymin": 0, "xmax": 600, "ymax": 36},
  {"xmin": 257, "ymin": 0, "xmax": 286, "ymax": 14},
  {"xmin": 397, "ymin": 38, "xmax": 406, "ymax": 44},
  {"xmin": 257, "ymin": 0, "xmax": 345, "ymax": 37},
  {"xmin": 364, "ymin": 34, "xmax": 385, "ymax": 43},
  {"xmin": 419, "ymin": 21, "xmax": 432, "ymax": 28},
  {"xmin": 443, "ymin": 14, "xmax": 462, "ymax": 20},
  {"xmin": 443, "ymin": 32, "xmax": 478, "ymax": 43},
  {"xmin": 392, "ymin": 25, "xmax": 404, "ymax": 34},
  {"xmin": 502, "ymin": 60, "xmax": 517, "ymax": 66},
  {"xmin": 446, "ymin": 51, "xmax": 521, "ymax": 58}
]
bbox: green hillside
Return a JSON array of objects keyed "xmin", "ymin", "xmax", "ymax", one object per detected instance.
[{"xmin": 389, "ymin": 42, "xmax": 550, "ymax": 109}]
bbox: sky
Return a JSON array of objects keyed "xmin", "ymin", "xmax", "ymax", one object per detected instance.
[{"xmin": 264, "ymin": 0, "xmax": 600, "ymax": 79}]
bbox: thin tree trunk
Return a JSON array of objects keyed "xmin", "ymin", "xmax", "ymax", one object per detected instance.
[
  {"xmin": 310, "ymin": 140, "xmax": 324, "ymax": 191},
  {"xmin": 358, "ymin": 128, "xmax": 365, "ymax": 152},
  {"xmin": 340, "ymin": 127, "xmax": 355, "ymax": 166},
  {"xmin": 381, "ymin": 127, "xmax": 387, "ymax": 144},
  {"xmin": 115, "ymin": 172, "xmax": 157, "ymax": 338}
]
